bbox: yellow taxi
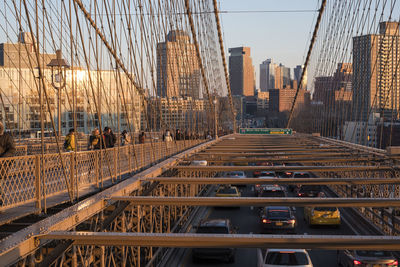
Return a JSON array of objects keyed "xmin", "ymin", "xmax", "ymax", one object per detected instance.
[
  {"xmin": 215, "ymin": 185, "xmax": 241, "ymax": 197},
  {"xmin": 304, "ymin": 206, "xmax": 341, "ymax": 227}
]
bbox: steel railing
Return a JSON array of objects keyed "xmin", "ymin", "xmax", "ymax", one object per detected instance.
[{"xmin": 0, "ymin": 140, "xmax": 204, "ymax": 211}]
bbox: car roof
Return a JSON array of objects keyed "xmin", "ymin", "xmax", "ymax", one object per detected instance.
[
  {"xmin": 265, "ymin": 206, "xmax": 290, "ymax": 210},
  {"xmin": 262, "ymin": 185, "xmax": 284, "ymax": 190},
  {"xmin": 199, "ymin": 219, "xmax": 229, "ymax": 227},
  {"xmin": 267, "ymin": 249, "xmax": 308, "ymax": 253},
  {"xmin": 218, "ymin": 185, "xmax": 237, "ymax": 189}
]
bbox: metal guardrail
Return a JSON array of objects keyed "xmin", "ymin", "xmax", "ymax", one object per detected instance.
[{"xmin": 0, "ymin": 140, "xmax": 203, "ymax": 211}]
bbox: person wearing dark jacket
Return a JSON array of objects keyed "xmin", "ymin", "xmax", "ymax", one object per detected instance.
[
  {"xmin": 175, "ymin": 129, "xmax": 183, "ymax": 141},
  {"xmin": 139, "ymin": 131, "xmax": 146, "ymax": 144},
  {"xmin": 0, "ymin": 122, "xmax": 15, "ymax": 157},
  {"xmin": 103, "ymin": 127, "xmax": 116, "ymax": 148}
]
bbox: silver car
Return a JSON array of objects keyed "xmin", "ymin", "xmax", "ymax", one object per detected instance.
[{"xmin": 257, "ymin": 249, "xmax": 313, "ymax": 267}]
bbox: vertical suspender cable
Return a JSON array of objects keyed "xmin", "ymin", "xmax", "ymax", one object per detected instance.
[
  {"xmin": 287, "ymin": 0, "xmax": 327, "ymax": 128},
  {"xmin": 212, "ymin": 0, "xmax": 236, "ymax": 133}
]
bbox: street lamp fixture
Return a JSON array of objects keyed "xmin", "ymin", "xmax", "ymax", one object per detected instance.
[
  {"xmin": 213, "ymin": 98, "xmax": 218, "ymax": 139},
  {"xmin": 47, "ymin": 49, "xmax": 69, "ymax": 137}
]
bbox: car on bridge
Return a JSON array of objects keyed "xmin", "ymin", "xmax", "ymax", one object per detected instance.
[
  {"xmin": 258, "ymin": 184, "xmax": 287, "ymax": 198},
  {"xmin": 303, "ymin": 206, "xmax": 341, "ymax": 227},
  {"xmin": 192, "ymin": 219, "xmax": 236, "ymax": 263},
  {"xmin": 215, "ymin": 185, "xmax": 241, "ymax": 197},
  {"xmin": 278, "ymin": 171, "xmax": 294, "ymax": 178},
  {"xmin": 260, "ymin": 206, "xmax": 297, "ymax": 233},
  {"xmin": 225, "ymin": 171, "xmax": 247, "ymax": 187},
  {"xmin": 257, "ymin": 248, "xmax": 313, "ymax": 267},
  {"xmin": 253, "ymin": 162, "xmax": 273, "ymax": 177},
  {"xmin": 254, "ymin": 173, "xmax": 278, "ymax": 194},
  {"xmin": 337, "ymin": 250, "xmax": 398, "ymax": 267},
  {"xmin": 296, "ymin": 185, "xmax": 322, "ymax": 197},
  {"xmin": 288, "ymin": 172, "xmax": 312, "ymax": 192}
]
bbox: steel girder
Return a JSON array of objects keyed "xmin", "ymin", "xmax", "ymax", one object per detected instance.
[
  {"xmin": 141, "ymin": 177, "xmax": 400, "ymax": 185},
  {"xmin": 40, "ymin": 232, "xmax": 400, "ymax": 250}
]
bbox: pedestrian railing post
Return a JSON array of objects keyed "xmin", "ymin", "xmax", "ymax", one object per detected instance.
[
  {"xmin": 70, "ymin": 153, "xmax": 75, "ymax": 201},
  {"xmin": 95, "ymin": 151, "xmax": 99, "ymax": 188},
  {"xmin": 34, "ymin": 155, "xmax": 41, "ymax": 213},
  {"xmin": 114, "ymin": 148, "xmax": 117, "ymax": 182},
  {"xmin": 128, "ymin": 145, "xmax": 132, "ymax": 173}
]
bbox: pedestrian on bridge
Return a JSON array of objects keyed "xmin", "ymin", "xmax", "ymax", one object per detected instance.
[
  {"xmin": 0, "ymin": 122, "xmax": 15, "ymax": 158},
  {"xmin": 64, "ymin": 128, "xmax": 76, "ymax": 152},
  {"xmin": 121, "ymin": 130, "xmax": 131, "ymax": 146},
  {"xmin": 175, "ymin": 129, "xmax": 183, "ymax": 141},
  {"xmin": 139, "ymin": 131, "xmax": 146, "ymax": 144},
  {"xmin": 103, "ymin": 127, "xmax": 116, "ymax": 148},
  {"xmin": 163, "ymin": 130, "xmax": 172, "ymax": 142},
  {"xmin": 88, "ymin": 128, "xmax": 101, "ymax": 150}
]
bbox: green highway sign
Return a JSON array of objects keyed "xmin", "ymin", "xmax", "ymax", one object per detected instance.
[{"xmin": 239, "ymin": 128, "xmax": 293, "ymax": 135}]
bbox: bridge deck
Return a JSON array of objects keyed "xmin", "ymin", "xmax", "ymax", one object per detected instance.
[{"xmin": 1, "ymin": 133, "xmax": 399, "ymax": 266}]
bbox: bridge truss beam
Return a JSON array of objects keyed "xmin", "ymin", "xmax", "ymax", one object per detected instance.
[{"xmin": 40, "ymin": 232, "xmax": 400, "ymax": 251}]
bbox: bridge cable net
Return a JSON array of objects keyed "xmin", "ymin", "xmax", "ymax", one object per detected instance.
[
  {"xmin": 0, "ymin": 0, "xmax": 228, "ymax": 216},
  {"xmin": 288, "ymin": 0, "xmax": 400, "ymax": 151}
]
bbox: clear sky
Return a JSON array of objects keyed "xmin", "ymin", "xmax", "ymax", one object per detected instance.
[{"xmin": 219, "ymin": 0, "xmax": 319, "ymax": 88}]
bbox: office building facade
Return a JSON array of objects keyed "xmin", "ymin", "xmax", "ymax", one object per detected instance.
[
  {"xmin": 260, "ymin": 59, "xmax": 276, "ymax": 91},
  {"xmin": 229, "ymin": 47, "xmax": 255, "ymax": 96},
  {"xmin": 157, "ymin": 30, "xmax": 201, "ymax": 99},
  {"xmin": 353, "ymin": 21, "xmax": 400, "ymax": 121}
]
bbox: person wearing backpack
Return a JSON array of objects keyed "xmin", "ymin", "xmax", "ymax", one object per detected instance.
[
  {"xmin": 64, "ymin": 128, "xmax": 76, "ymax": 152},
  {"xmin": 88, "ymin": 128, "xmax": 101, "ymax": 150}
]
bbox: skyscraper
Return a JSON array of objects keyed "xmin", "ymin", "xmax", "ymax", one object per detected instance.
[
  {"xmin": 156, "ymin": 30, "xmax": 201, "ymax": 99},
  {"xmin": 274, "ymin": 64, "xmax": 291, "ymax": 89},
  {"xmin": 353, "ymin": 21, "xmax": 400, "ymax": 121},
  {"xmin": 229, "ymin": 47, "xmax": 255, "ymax": 96},
  {"xmin": 294, "ymin": 65, "xmax": 307, "ymax": 90},
  {"xmin": 260, "ymin": 59, "xmax": 276, "ymax": 91}
]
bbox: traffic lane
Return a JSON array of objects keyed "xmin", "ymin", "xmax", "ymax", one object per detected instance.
[
  {"xmin": 184, "ymin": 185, "xmax": 260, "ymax": 267},
  {"xmin": 184, "ymin": 185, "xmax": 355, "ymax": 267},
  {"xmin": 295, "ymin": 206, "xmax": 354, "ymax": 267}
]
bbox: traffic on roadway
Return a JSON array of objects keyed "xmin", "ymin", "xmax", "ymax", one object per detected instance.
[{"xmin": 177, "ymin": 164, "xmax": 399, "ymax": 267}]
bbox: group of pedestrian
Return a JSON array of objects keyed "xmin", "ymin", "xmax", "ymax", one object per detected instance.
[{"xmin": 86, "ymin": 127, "xmax": 118, "ymax": 150}]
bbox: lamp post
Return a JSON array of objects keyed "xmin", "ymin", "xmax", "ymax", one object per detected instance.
[
  {"xmin": 213, "ymin": 98, "xmax": 218, "ymax": 139},
  {"xmin": 47, "ymin": 50, "xmax": 69, "ymax": 137}
]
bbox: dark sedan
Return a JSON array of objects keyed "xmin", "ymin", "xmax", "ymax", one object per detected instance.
[
  {"xmin": 337, "ymin": 250, "xmax": 398, "ymax": 266},
  {"xmin": 260, "ymin": 206, "xmax": 297, "ymax": 233}
]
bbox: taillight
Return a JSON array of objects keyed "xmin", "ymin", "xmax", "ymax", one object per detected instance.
[
  {"xmin": 353, "ymin": 260, "xmax": 362, "ymax": 265},
  {"xmin": 389, "ymin": 260, "xmax": 398, "ymax": 266},
  {"xmin": 262, "ymin": 218, "xmax": 271, "ymax": 223},
  {"xmin": 288, "ymin": 219, "xmax": 296, "ymax": 224}
]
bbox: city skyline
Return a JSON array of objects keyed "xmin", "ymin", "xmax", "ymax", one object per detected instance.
[{"xmin": 219, "ymin": 0, "xmax": 318, "ymax": 88}]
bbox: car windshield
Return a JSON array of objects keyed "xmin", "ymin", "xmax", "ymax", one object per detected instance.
[
  {"xmin": 261, "ymin": 190, "xmax": 285, "ymax": 197},
  {"xmin": 267, "ymin": 209, "xmax": 290, "ymax": 219},
  {"xmin": 355, "ymin": 251, "xmax": 392, "ymax": 257},
  {"xmin": 314, "ymin": 207, "xmax": 337, "ymax": 212},
  {"xmin": 294, "ymin": 173, "xmax": 311, "ymax": 178},
  {"xmin": 197, "ymin": 226, "xmax": 229, "ymax": 234},
  {"xmin": 217, "ymin": 188, "xmax": 237, "ymax": 194},
  {"xmin": 265, "ymin": 251, "xmax": 309, "ymax": 265}
]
